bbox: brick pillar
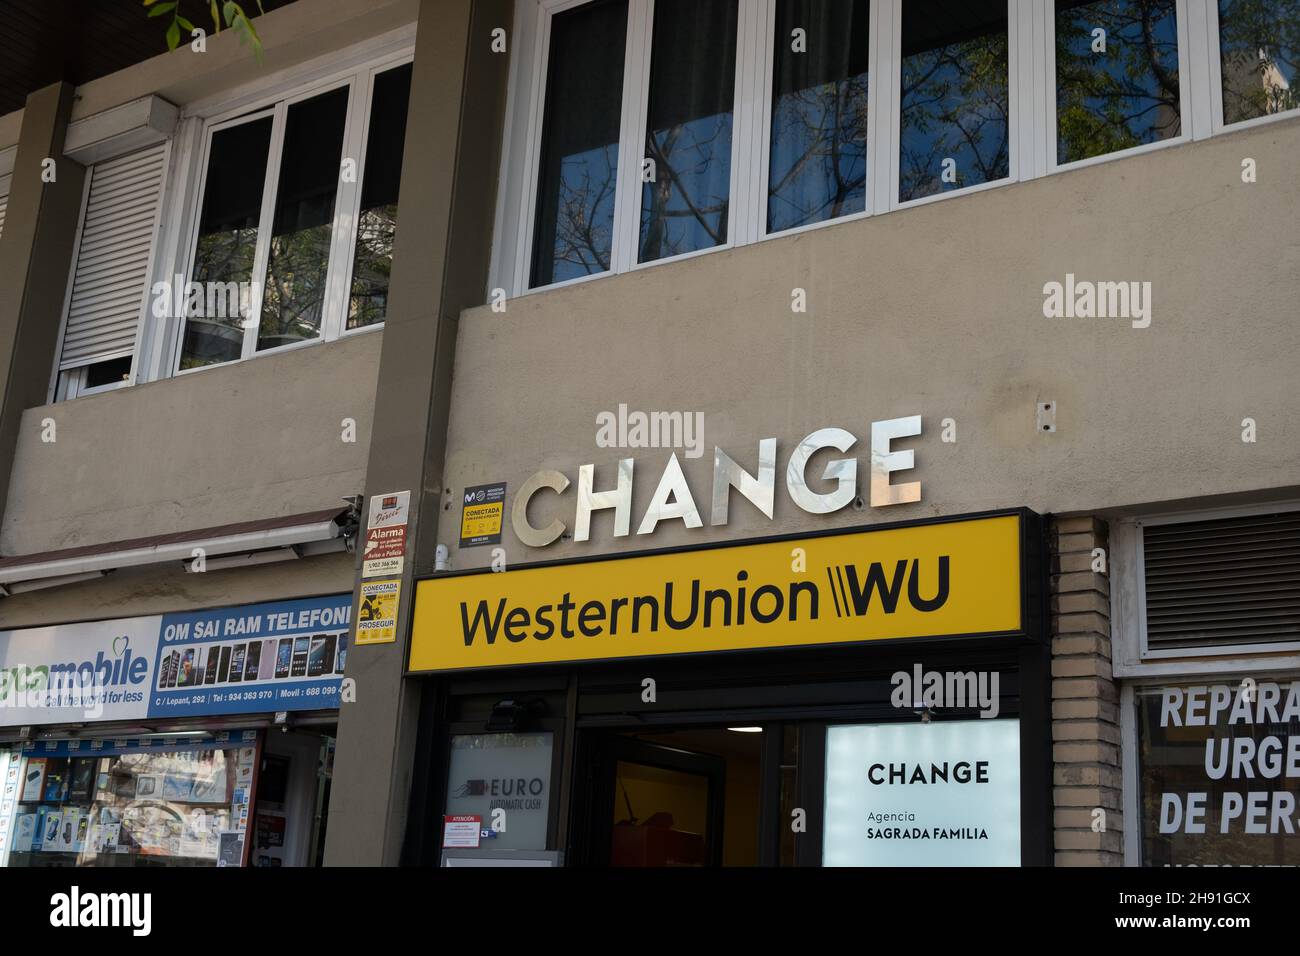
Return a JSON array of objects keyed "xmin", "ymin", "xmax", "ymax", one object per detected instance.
[{"xmin": 1051, "ymin": 516, "xmax": 1123, "ymax": 865}]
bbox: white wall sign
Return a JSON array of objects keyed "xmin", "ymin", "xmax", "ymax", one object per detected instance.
[
  {"xmin": 823, "ymin": 719, "xmax": 1021, "ymax": 866},
  {"xmin": 444, "ymin": 732, "xmax": 552, "ymax": 851},
  {"xmin": 0, "ymin": 618, "xmax": 161, "ymax": 725}
]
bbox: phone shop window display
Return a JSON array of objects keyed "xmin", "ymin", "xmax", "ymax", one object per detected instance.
[
  {"xmin": 1137, "ymin": 680, "xmax": 1300, "ymax": 866},
  {"xmin": 2, "ymin": 741, "xmax": 255, "ymax": 867}
]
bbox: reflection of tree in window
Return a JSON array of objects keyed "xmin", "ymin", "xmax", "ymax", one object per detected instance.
[
  {"xmin": 639, "ymin": 0, "xmax": 738, "ymax": 263},
  {"xmin": 182, "ymin": 118, "xmax": 272, "ymax": 370},
  {"xmin": 899, "ymin": 1, "xmax": 1009, "ymax": 203},
  {"xmin": 768, "ymin": 0, "xmax": 869, "ymax": 233},
  {"xmin": 531, "ymin": 0, "xmax": 627, "ymax": 287},
  {"xmin": 1219, "ymin": 0, "xmax": 1300, "ymax": 125},
  {"xmin": 1056, "ymin": 0, "xmax": 1181, "ymax": 165},
  {"xmin": 258, "ymin": 86, "xmax": 349, "ymax": 352},
  {"xmin": 349, "ymin": 63, "xmax": 413, "ymax": 328}
]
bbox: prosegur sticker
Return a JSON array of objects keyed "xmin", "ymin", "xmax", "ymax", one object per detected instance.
[
  {"xmin": 459, "ymin": 483, "xmax": 506, "ymax": 548},
  {"xmin": 357, "ymin": 579, "xmax": 400, "ymax": 645}
]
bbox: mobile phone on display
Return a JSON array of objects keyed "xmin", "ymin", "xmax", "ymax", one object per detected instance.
[
  {"xmin": 290, "ymin": 637, "xmax": 309, "ymax": 677},
  {"xmin": 275, "ymin": 639, "xmax": 292, "ymax": 679},
  {"xmin": 243, "ymin": 641, "xmax": 262, "ymax": 681},
  {"xmin": 205, "ymin": 648, "xmax": 219, "ymax": 684},
  {"xmin": 217, "ymin": 646, "xmax": 232, "ymax": 683},
  {"xmin": 228, "ymin": 644, "xmax": 246, "ymax": 683},
  {"xmin": 177, "ymin": 649, "xmax": 196, "ymax": 687},
  {"xmin": 307, "ymin": 636, "xmax": 326, "ymax": 677},
  {"xmin": 335, "ymin": 633, "xmax": 348, "ymax": 674},
  {"xmin": 259, "ymin": 640, "xmax": 277, "ymax": 680},
  {"xmin": 164, "ymin": 651, "xmax": 181, "ymax": 688}
]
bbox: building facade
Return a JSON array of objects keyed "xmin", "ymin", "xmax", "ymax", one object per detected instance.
[{"xmin": 0, "ymin": 0, "xmax": 1296, "ymax": 868}]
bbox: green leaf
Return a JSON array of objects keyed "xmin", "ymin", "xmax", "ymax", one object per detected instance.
[
  {"xmin": 166, "ymin": 20, "xmax": 181, "ymax": 49},
  {"xmin": 148, "ymin": 1, "xmax": 177, "ymax": 17},
  {"xmin": 176, "ymin": 15, "xmax": 195, "ymax": 32},
  {"xmin": 223, "ymin": 1, "xmax": 237, "ymax": 26},
  {"xmin": 143, "ymin": 0, "xmax": 162, "ymax": 7},
  {"xmin": 210, "ymin": 0, "xmax": 221, "ymax": 31}
]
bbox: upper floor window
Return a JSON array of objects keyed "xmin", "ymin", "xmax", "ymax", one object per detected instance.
[
  {"xmin": 494, "ymin": 0, "xmax": 1299, "ymax": 296},
  {"xmin": 1054, "ymin": 0, "xmax": 1183, "ymax": 166},
  {"xmin": 899, "ymin": 0, "xmax": 1010, "ymax": 202},
  {"xmin": 1217, "ymin": 0, "xmax": 1300, "ymax": 125},
  {"xmin": 177, "ymin": 60, "xmax": 412, "ymax": 372},
  {"xmin": 767, "ymin": 0, "xmax": 870, "ymax": 233}
]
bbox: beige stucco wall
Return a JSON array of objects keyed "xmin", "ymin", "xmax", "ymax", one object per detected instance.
[
  {"xmin": 2, "ymin": 330, "xmax": 382, "ymax": 556},
  {"xmin": 442, "ymin": 115, "xmax": 1300, "ymax": 571},
  {"xmin": 70, "ymin": 0, "xmax": 418, "ymax": 120}
]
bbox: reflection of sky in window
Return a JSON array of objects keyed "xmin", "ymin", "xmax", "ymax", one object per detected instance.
[
  {"xmin": 639, "ymin": 112, "xmax": 733, "ymax": 262},
  {"xmin": 1056, "ymin": 1, "xmax": 1180, "ymax": 164},
  {"xmin": 768, "ymin": 76, "xmax": 868, "ymax": 233},
  {"xmin": 548, "ymin": 144, "xmax": 618, "ymax": 284},
  {"xmin": 899, "ymin": 34, "xmax": 1009, "ymax": 202}
]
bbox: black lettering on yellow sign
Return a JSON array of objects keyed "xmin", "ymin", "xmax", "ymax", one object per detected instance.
[{"xmin": 411, "ymin": 514, "xmax": 1025, "ymax": 672}]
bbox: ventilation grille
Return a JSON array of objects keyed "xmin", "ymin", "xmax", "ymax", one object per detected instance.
[
  {"xmin": 1143, "ymin": 511, "xmax": 1300, "ymax": 650},
  {"xmin": 58, "ymin": 144, "xmax": 166, "ymax": 370}
]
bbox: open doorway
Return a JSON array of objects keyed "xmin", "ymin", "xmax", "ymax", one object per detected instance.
[{"xmin": 591, "ymin": 727, "xmax": 764, "ymax": 867}]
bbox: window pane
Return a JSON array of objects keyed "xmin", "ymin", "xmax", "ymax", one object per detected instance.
[
  {"xmin": 899, "ymin": 1, "xmax": 1009, "ymax": 203},
  {"xmin": 1219, "ymin": 0, "xmax": 1300, "ymax": 124},
  {"xmin": 181, "ymin": 117, "xmax": 272, "ymax": 370},
  {"xmin": 1056, "ymin": 0, "xmax": 1181, "ymax": 165},
  {"xmin": 639, "ymin": 0, "xmax": 738, "ymax": 263},
  {"xmin": 257, "ymin": 86, "xmax": 349, "ymax": 352},
  {"xmin": 531, "ymin": 0, "xmax": 628, "ymax": 288},
  {"xmin": 349, "ymin": 63, "xmax": 413, "ymax": 329},
  {"xmin": 768, "ymin": 0, "xmax": 870, "ymax": 233}
]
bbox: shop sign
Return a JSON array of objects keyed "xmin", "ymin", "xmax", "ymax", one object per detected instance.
[
  {"xmin": 823, "ymin": 720, "xmax": 1022, "ymax": 866},
  {"xmin": 0, "ymin": 617, "xmax": 162, "ymax": 724},
  {"xmin": 410, "ymin": 513, "xmax": 1025, "ymax": 673},
  {"xmin": 444, "ymin": 732, "xmax": 553, "ymax": 851},
  {"xmin": 510, "ymin": 417, "xmax": 923, "ymax": 549},
  {"xmin": 0, "ymin": 596, "xmax": 352, "ymax": 726},
  {"xmin": 152, "ymin": 595, "xmax": 352, "ymax": 717}
]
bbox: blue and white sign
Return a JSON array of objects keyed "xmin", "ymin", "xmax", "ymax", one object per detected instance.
[
  {"xmin": 0, "ymin": 595, "xmax": 351, "ymax": 726},
  {"xmin": 822, "ymin": 719, "xmax": 1021, "ymax": 866},
  {"xmin": 150, "ymin": 595, "xmax": 352, "ymax": 718}
]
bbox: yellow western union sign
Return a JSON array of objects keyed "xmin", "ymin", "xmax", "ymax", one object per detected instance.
[{"xmin": 409, "ymin": 514, "xmax": 1022, "ymax": 672}]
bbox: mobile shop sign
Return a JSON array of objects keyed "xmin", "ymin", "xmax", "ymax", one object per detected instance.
[
  {"xmin": 0, "ymin": 617, "xmax": 161, "ymax": 725},
  {"xmin": 410, "ymin": 513, "xmax": 1027, "ymax": 673},
  {"xmin": 151, "ymin": 595, "xmax": 351, "ymax": 717}
]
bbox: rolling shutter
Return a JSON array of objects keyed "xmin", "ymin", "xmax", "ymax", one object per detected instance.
[
  {"xmin": 58, "ymin": 143, "xmax": 166, "ymax": 370},
  {"xmin": 0, "ymin": 192, "xmax": 7, "ymax": 240},
  {"xmin": 1143, "ymin": 511, "xmax": 1300, "ymax": 650}
]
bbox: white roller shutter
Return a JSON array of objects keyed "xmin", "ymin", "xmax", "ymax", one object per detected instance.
[{"xmin": 57, "ymin": 143, "xmax": 166, "ymax": 370}]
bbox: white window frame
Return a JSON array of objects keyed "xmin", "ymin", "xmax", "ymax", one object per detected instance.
[
  {"xmin": 506, "ymin": 0, "xmax": 767, "ymax": 297},
  {"xmin": 1207, "ymin": 0, "xmax": 1300, "ymax": 133},
  {"xmin": 494, "ymin": 0, "xmax": 1289, "ymax": 299},
  {"xmin": 132, "ymin": 29, "xmax": 415, "ymax": 385},
  {"xmin": 1046, "ymin": 0, "xmax": 1195, "ymax": 177},
  {"xmin": 1111, "ymin": 499, "xmax": 1300, "ymax": 676}
]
